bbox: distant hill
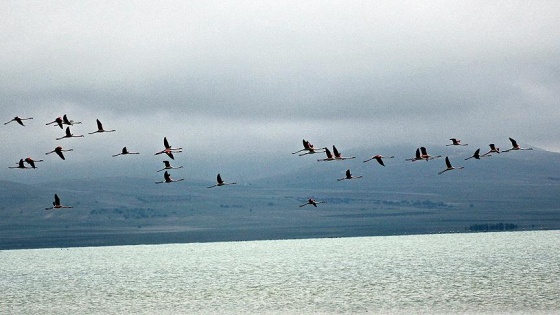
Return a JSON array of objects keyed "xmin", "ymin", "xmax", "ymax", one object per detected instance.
[{"xmin": 1, "ymin": 144, "xmax": 559, "ymax": 250}]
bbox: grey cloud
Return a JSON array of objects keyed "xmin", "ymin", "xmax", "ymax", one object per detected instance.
[{"xmin": 2, "ymin": 1, "xmax": 560, "ymax": 182}]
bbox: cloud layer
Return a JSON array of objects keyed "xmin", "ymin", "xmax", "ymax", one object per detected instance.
[{"xmin": 2, "ymin": 1, "xmax": 559, "ymax": 181}]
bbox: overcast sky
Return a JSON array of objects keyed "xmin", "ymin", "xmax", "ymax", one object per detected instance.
[{"xmin": 2, "ymin": 1, "xmax": 559, "ymax": 182}]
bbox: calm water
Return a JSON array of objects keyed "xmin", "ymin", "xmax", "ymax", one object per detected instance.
[{"xmin": 1, "ymin": 231, "xmax": 559, "ymax": 314}]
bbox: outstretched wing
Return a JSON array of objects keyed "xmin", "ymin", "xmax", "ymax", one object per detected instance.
[
  {"xmin": 332, "ymin": 145, "xmax": 340, "ymax": 157},
  {"xmin": 445, "ymin": 156, "xmax": 452, "ymax": 168},
  {"xmin": 55, "ymin": 150, "xmax": 65, "ymax": 160},
  {"xmin": 509, "ymin": 137, "xmax": 518, "ymax": 148},
  {"xmin": 217, "ymin": 173, "xmax": 223, "ymax": 184},
  {"xmin": 164, "ymin": 137, "xmax": 170, "ymax": 149}
]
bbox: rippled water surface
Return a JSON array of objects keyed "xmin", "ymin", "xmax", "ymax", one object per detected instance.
[{"xmin": 1, "ymin": 231, "xmax": 559, "ymax": 314}]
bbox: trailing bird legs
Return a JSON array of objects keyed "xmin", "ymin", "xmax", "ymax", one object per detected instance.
[
  {"xmin": 157, "ymin": 161, "xmax": 183, "ymax": 172},
  {"xmin": 155, "ymin": 171, "xmax": 184, "ymax": 184},
  {"xmin": 503, "ymin": 137, "xmax": 533, "ymax": 152},
  {"xmin": 207, "ymin": 174, "xmax": 237, "ymax": 188},
  {"xmin": 89, "ymin": 119, "xmax": 116, "ymax": 134},
  {"xmin": 299, "ymin": 198, "xmax": 325, "ymax": 207},
  {"xmin": 45, "ymin": 194, "xmax": 73, "ymax": 210},
  {"xmin": 438, "ymin": 156, "xmax": 465, "ymax": 175},
  {"xmin": 337, "ymin": 169, "xmax": 363, "ymax": 181},
  {"xmin": 46, "ymin": 146, "xmax": 73, "ymax": 160},
  {"xmin": 4, "ymin": 116, "xmax": 33, "ymax": 126},
  {"xmin": 364, "ymin": 154, "xmax": 394, "ymax": 166}
]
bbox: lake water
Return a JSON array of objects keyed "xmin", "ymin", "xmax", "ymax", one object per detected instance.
[{"xmin": 1, "ymin": 231, "xmax": 558, "ymax": 314}]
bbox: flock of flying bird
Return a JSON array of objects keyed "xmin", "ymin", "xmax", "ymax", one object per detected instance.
[
  {"xmin": 293, "ymin": 137, "xmax": 533, "ymax": 207},
  {"xmin": 5, "ymin": 115, "xmax": 534, "ymax": 210},
  {"xmin": 5, "ymin": 115, "xmax": 238, "ymax": 210}
]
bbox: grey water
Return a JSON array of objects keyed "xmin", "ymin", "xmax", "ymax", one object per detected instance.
[{"xmin": 1, "ymin": 231, "xmax": 558, "ymax": 314}]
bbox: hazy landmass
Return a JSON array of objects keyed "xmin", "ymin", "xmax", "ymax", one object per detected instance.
[{"xmin": 1, "ymin": 145, "xmax": 559, "ymax": 250}]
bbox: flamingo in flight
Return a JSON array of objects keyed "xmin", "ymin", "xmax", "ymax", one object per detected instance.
[
  {"xmin": 163, "ymin": 137, "xmax": 182, "ymax": 151},
  {"xmin": 112, "ymin": 147, "xmax": 140, "ymax": 157},
  {"xmin": 46, "ymin": 116, "xmax": 64, "ymax": 129},
  {"xmin": 446, "ymin": 138, "xmax": 468, "ymax": 146},
  {"xmin": 24, "ymin": 157, "xmax": 43, "ymax": 168},
  {"xmin": 155, "ymin": 171, "xmax": 184, "ymax": 184},
  {"xmin": 406, "ymin": 148, "xmax": 423, "ymax": 162},
  {"xmin": 481, "ymin": 144, "xmax": 500, "ymax": 157},
  {"xmin": 45, "ymin": 194, "xmax": 73, "ymax": 210},
  {"xmin": 465, "ymin": 148, "xmax": 490, "ymax": 160},
  {"xmin": 207, "ymin": 173, "xmax": 237, "ymax": 188},
  {"xmin": 299, "ymin": 198, "xmax": 325, "ymax": 207},
  {"xmin": 9, "ymin": 159, "xmax": 31, "ymax": 169},
  {"xmin": 420, "ymin": 147, "xmax": 441, "ymax": 161},
  {"xmin": 445, "ymin": 138, "xmax": 469, "ymax": 147},
  {"xmin": 503, "ymin": 137, "xmax": 533, "ymax": 153},
  {"xmin": 438, "ymin": 156, "xmax": 465, "ymax": 175},
  {"xmin": 337, "ymin": 169, "xmax": 363, "ymax": 181},
  {"xmin": 332, "ymin": 145, "xmax": 356, "ymax": 161},
  {"xmin": 89, "ymin": 119, "xmax": 116, "ymax": 134},
  {"xmin": 292, "ymin": 139, "xmax": 326, "ymax": 156},
  {"xmin": 317, "ymin": 147, "xmax": 336, "ymax": 161},
  {"xmin": 155, "ymin": 137, "xmax": 182, "ymax": 159},
  {"xmin": 56, "ymin": 126, "xmax": 84, "ymax": 140},
  {"xmin": 363, "ymin": 154, "xmax": 394, "ymax": 166},
  {"xmin": 4, "ymin": 116, "xmax": 33, "ymax": 126},
  {"xmin": 62, "ymin": 114, "xmax": 81, "ymax": 126},
  {"xmin": 157, "ymin": 161, "xmax": 183, "ymax": 172},
  {"xmin": 46, "ymin": 146, "xmax": 73, "ymax": 160}
]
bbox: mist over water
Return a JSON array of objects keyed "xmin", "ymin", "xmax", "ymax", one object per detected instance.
[{"xmin": 1, "ymin": 231, "xmax": 558, "ymax": 314}]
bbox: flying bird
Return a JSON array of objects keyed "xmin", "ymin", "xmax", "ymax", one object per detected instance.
[
  {"xmin": 406, "ymin": 148, "xmax": 423, "ymax": 162},
  {"xmin": 24, "ymin": 157, "xmax": 43, "ymax": 168},
  {"xmin": 292, "ymin": 139, "xmax": 326, "ymax": 156},
  {"xmin": 503, "ymin": 137, "xmax": 533, "ymax": 153},
  {"xmin": 420, "ymin": 147, "xmax": 441, "ymax": 161},
  {"xmin": 62, "ymin": 114, "xmax": 81, "ymax": 126},
  {"xmin": 155, "ymin": 137, "xmax": 182, "ymax": 159},
  {"xmin": 88, "ymin": 119, "xmax": 116, "ymax": 134},
  {"xmin": 299, "ymin": 198, "xmax": 325, "ymax": 207},
  {"xmin": 446, "ymin": 138, "xmax": 468, "ymax": 146},
  {"xmin": 163, "ymin": 137, "xmax": 182, "ymax": 151},
  {"xmin": 337, "ymin": 169, "xmax": 363, "ymax": 181},
  {"xmin": 155, "ymin": 171, "xmax": 184, "ymax": 184},
  {"xmin": 156, "ymin": 161, "xmax": 183, "ymax": 172},
  {"xmin": 481, "ymin": 144, "xmax": 500, "ymax": 157},
  {"xmin": 4, "ymin": 116, "xmax": 33, "ymax": 126},
  {"xmin": 45, "ymin": 194, "xmax": 73, "ymax": 210},
  {"xmin": 112, "ymin": 147, "xmax": 140, "ymax": 157},
  {"xmin": 56, "ymin": 126, "xmax": 84, "ymax": 140},
  {"xmin": 9, "ymin": 159, "xmax": 30, "ymax": 169},
  {"xmin": 45, "ymin": 146, "xmax": 73, "ymax": 160},
  {"xmin": 46, "ymin": 116, "xmax": 64, "ymax": 129},
  {"xmin": 438, "ymin": 156, "xmax": 465, "ymax": 175},
  {"xmin": 317, "ymin": 147, "xmax": 336, "ymax": 161},
  {"xmin": 465, "ymin": 148, "xmax": 490, "ymax": 160},
  {"xmin": 332, "ymin": 145, "xmax": 356, "ymax": 160},
  {"xmin": 207, "ymin": 173, "xmax": 237, "ymax": 188},
  {"xmin": 363, "ymin": 154, "xmax": 394, "ymax": 166}
]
